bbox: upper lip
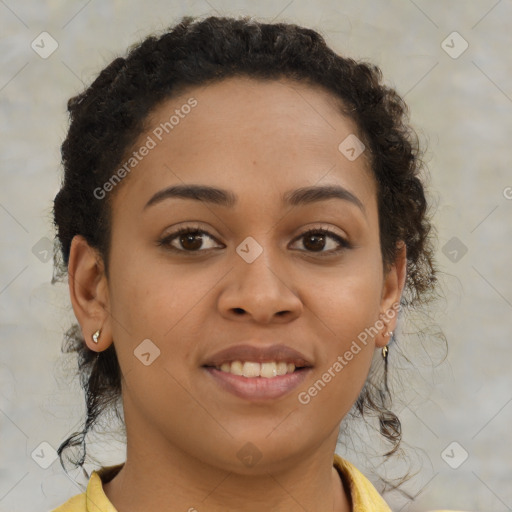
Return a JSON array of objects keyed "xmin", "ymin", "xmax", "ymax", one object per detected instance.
[{"xmin": 202, "ymin": 343, "xmax": 313, "ymax": 368}]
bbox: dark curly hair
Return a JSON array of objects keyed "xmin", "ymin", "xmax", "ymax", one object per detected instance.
[{"xmin": 52, "ymin": 14, "xmax": 440, "ymax": 492}]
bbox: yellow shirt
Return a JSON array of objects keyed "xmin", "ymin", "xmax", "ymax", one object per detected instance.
[{"xmin": 50, "ymin": 454, "xmax": 461, "ymax": 512}]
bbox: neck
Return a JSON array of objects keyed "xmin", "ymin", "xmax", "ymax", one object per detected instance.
[{"xmin": 102, "ymin": 417, "xmax": 351, "ymax": 512}]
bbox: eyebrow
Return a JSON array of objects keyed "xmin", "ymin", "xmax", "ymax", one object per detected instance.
[{"xmin": 143, "ymin": 183, "xmax": 365, "ymax": 214}]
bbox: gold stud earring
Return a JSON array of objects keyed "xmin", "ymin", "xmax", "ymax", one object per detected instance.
[{"xmin": 92, "ymin": 329, "xmax": 101, "ymax": 344}]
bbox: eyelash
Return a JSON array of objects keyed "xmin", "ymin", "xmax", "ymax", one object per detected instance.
[{"xmin": 157, "ymin": 225, "xmax": 351, "ymax": 256}]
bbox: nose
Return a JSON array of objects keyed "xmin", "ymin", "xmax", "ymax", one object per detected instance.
[{"xmin": 217, "ymin": 244, "xmax": 303, "ymax": 324}]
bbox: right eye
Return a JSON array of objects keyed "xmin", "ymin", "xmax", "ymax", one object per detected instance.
[{"xmin": 157, "ymin": 226, "xmax": 223, "ymax": 253}]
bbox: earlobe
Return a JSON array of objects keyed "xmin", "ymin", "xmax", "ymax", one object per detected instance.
[
  {"xmin": 376, "ymin": 242, "xmax": 407, "ymax": 347},
  {"xmin": 67, "ymin": 235, "xmax": 112, "ymax": 352}
]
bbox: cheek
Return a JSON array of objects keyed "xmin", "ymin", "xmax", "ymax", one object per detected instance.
[
  {"xmin": 107, "ymin": 249, "xmax": 226, "ymax": 365},
  {"xmin": 295, "ymin": 258, "xmax": 383, "ymax": 403},
  {"xmin": 300, "ymin": 254, "xmax": 383, "ymax": 340},
  {"xmin": 106, "ymin": 255, "xmax": 215, "ymax": 426}
]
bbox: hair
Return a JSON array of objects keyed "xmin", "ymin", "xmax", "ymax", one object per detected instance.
[{"xmin": 52, "ymin": 14, "xmax": 440, "ymax": 492}]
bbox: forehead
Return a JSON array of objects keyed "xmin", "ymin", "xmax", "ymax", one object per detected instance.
[{"xmin": 112, "ymin": 76, "xmax": 376, "ymax": 214}]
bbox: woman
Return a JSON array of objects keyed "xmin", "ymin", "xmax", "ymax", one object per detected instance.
[{"xmin": 50, "ymin": 15, "xmax": 459, "ymax": 512}]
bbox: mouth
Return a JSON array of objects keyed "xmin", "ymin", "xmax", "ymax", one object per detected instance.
[
  {"xmin": 201, "ymin": 343, "xmax": 313, "ymax": 401},
  {"xmin": 203, "ymin": 360, "xmax": 309, "ymax": 378}
]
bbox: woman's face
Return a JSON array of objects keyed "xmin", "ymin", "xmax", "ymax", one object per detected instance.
[{"xmin": 76, "ymin": 76, "xmax": 405, "ymax": 474}]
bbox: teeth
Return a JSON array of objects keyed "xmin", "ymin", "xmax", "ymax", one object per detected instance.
[
  {"xmin": 242, "ymin": 362, "xmax": 260, "ymax": 377},
  {"xmin": 260, "ymin": 362, "xmax": 277, "ymax": 378},
  {"xmin": 216, "ymin": 360, "xmax": 297, "ymax": 378},
  {"xmin": 276, "ymin": 362, "xmax": 288, "ymax": 376},
  {"xmin": 230, "ymin": 361, "xmax": 243, "ymax": 376}
]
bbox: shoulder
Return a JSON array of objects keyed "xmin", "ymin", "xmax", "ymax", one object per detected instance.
[
  {"xmin": 48, "ymin": 464, "xmax": 123, "ymax": 512},
  {"xmin": 333, "ymin": 454, "xmax": 467, "ymax": 512},
  {"xmin": 333, "ymin": 453, "xmax": 394, "ymax": 511}
]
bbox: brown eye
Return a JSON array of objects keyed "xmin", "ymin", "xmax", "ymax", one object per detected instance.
[
  {"xmin": 158, "ymin": 226, "xmax": 350, "ymax": 256},
  {"xmin": 158, "ymin": 227, "xmax": 221, "ymax": 253},
  {"xmin": 303, "ymin": 232, "xmax": 327, "ymax": 252},
  {"xmin": 179, "ymin": 232, "xmax": 204, "ymax": 251},
  {"xmin": 291, "ymin": 228, "xmax": 350, "ymax": 255}
]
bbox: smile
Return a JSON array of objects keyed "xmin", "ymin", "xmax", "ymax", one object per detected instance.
[{"xmin": 215, "ymin": 360, "xmax": 299, "ymax": 378}]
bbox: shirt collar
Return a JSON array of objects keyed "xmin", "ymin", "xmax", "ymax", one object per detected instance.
[
  {"xmin": 333, "ymin": 454, "xmax": 392, "ymax": 511},
  {"xmin": 85, "ymin": 455, "xmax": 392, "ymax": 511},
  {"xmin": 86, "ymin": 464, "xmax": 123, "ymax": 512}
]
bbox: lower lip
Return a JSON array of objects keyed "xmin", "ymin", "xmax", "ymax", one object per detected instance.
[{"xmin": 203, "ymin": 367, "xmax": 312, "ymax": 401}]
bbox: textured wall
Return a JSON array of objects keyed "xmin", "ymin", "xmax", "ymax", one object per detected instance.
[{"xmin": 1, "ymin": 1, "xmax": 511, "ymax": 511}]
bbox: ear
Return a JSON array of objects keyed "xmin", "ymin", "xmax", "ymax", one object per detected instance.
[
  {"xmin": 67, "ymin": 235, "xmax": 112, "ymax": 352},
  {"xmin": 375, "ymin": 241, "xmax": 407, "ymax": 348}
]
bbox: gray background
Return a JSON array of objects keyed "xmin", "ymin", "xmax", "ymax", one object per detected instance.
[{"xmin": 1, "ymin": 1, "xmax": 511, "ymax": 511}]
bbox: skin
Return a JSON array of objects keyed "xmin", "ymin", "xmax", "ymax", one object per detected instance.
[{"xmin": 68, "ymin": 76, "xmax": 407, "ymax": 512}]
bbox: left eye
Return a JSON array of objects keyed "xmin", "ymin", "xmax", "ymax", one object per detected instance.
[
  {"xmin": 157, "ymin": 227, "xmax": 350, "ymax": 254},
  {"xmin": 291, "ymin": 228, "xmax": 350, "ymax": 254}
]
